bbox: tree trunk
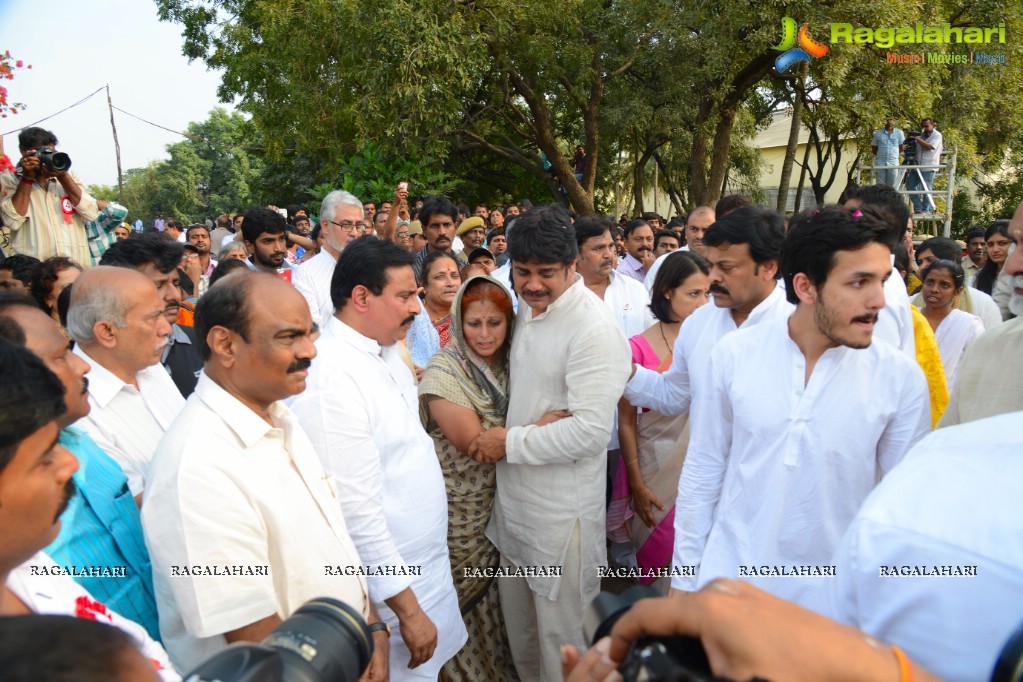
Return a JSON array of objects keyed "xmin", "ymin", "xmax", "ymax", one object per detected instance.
[
  {"xmin": 776, "ymin": 64, "xmax": 807, "ymax": 213},
  {"xmin": 793, "ymin": 139, "xmax": 812, "ymax": 213}
]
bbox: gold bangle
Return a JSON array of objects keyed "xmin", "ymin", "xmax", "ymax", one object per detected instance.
[
  {"xmin": 624, "ymin": 457, "xmax": 638, "ymax": 465},
  {"xmin": 892, "ymin": 645, "xmax": 913, "ymax": 682}
]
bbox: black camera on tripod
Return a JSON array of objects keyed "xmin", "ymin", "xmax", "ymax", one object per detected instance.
[
  {"xmin": 903, "ymin": 131, "xmax": 922, "ymax": 165},
  {"xmin": 183, "ymin": 598, "xmax": 373, "ymax": 682}
]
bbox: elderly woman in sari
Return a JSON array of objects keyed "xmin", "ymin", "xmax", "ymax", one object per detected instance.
[
  {"xmin": 419, "ymin": 275, "xmax": 565, "ymax": 681},
  {"xmin": 407, "ymin": 250, "xmax": 461, "ymax": 369},
  {"xmin": 607, "ymin": 251, "xmax": 710, "ymax": 593}
]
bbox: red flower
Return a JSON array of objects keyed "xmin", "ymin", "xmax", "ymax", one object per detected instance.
[
  {"xmin": 74, "ymin": 595, "xmax": 114, "ymax": 623},
  {"xmin": 15, "ymin": 60, "xmax": 22, "ymax": 68}
]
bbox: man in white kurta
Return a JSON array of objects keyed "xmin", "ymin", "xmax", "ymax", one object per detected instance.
[
  {"xmin": 676, "ymin": 208, "xmax": 930, "ymax": 612},
  {"xmin": 141, "ymin": 275, "xmax": 372, "ymax": 673},
  {"xmin": 289, "ymin": 238, "xmax": 465, "ymax": 680},
  {"xmin": 471, "ymin": 207, "xmax": 630, "ymax": 681},
  {"xmin": 824, "ymin": 410, "xmax": 1023, "ymax": 682}
]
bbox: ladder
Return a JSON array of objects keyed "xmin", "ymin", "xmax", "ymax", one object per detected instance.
[{"xmin": 859, "ymin": 148, "xmax": 957, "ymax": 238}]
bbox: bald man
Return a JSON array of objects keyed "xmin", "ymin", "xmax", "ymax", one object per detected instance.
[
  {"xmin": 645, "ymin": 206, "xmax": 715, "ymax": 292},
  {"xmin": 67, "ymin": 267, "xmax": 184, "ymax": 501}
]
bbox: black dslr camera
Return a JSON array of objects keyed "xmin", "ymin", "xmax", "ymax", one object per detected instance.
[
  {"xmin": 33, "ymin": 147, "xmax": 72, "ymax": 173},
  {"xmin": 585, "ymin": 586, "xmax": 727, "ymax": 682},
  {"xmin": 183, "ymin": 598, "xmax": 373, "ymax": 682},
  {"xmin": 903, "ymin": 131, "xmax": 922, "ymax": 164}
]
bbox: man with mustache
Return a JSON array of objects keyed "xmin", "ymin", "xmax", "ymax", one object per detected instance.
[
  {"xmin": 677, "ymin": 206, "xmax": 929, "ymax": 611},
  {"xmin": 0, "ymin": 339, "xmax": 176, "ymax": 679},
  {"xmin": 141, "ymin": 272, "xmax": 384, "ymax": 676},
  {"xmin": 412, "ymin": 197, "xmax": 467, "ymax": 283},
  {"xmin": 575, "ymin": 217, "xmax": 653, "ymax": 338},
  {"xmin": 0, "ymin": 293, "xmax": 162, "ymax": 642},
  {"xmin": 67, "ymin": 267, "xmax": 182, "ymax": 502},
  {"xmin": 100, "ymin": 234, "xmax": 204, "ymax": 398},
  {"xmin": 290, "ymin": 237, "xmax": 466, "ymax": 681},
  {"xmin": 616, "ymin": 219, "xmax": 656, "ymax": 283},
  {"xmin": 469, "ymin": 206, "xmax": 630, "ymax": 681}
]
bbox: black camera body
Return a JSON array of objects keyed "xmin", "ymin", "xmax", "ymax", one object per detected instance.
[
  {"xmin": 585, "ymin": 586, "xmax": 723, "ymax": 682},
  {"xmin": 903, "ymin": 131, "xmax": 922, "ymax": 164},
  {"xmin": 35, "ymin": 147, "xmax": 72, "ymax": 173},
  {"xmin": 183, "ymin": 598, "xmax": 373, "ymax": 682}
]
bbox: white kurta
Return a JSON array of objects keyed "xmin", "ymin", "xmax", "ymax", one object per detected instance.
[
  {"xmin": 929, "ymin": 307, "xmax": 985, "ymax": 389},
  {"xmin": 938, "ymin": 317, "xmax": 1023, "ymax": 427},
  {"xmin": 874, "ymin": 256, "xmax": 916, "ymax": 358},
  {"xmin": 676, "ymin": 316, "xmax": 931, "ymax": 610},
  {"xmin": 10, "ymin": 551, "xmax": 179, "ymax": 681},
  {"xmin": 142, "ymin": 375, "xmax": 369, "ymax": 672},
  {"xmin": 623, "ymin": 283, "xmax": 793, "ymax": 418},
  {"xmin": 824, "ymin": 410, "xmax": 1023, "ymax": 682},
  {"xmin": 487, "ymin": 277, "xmax": 631, "ymax": 602},
  {"xmin": 73, "ymin": 347, "xmax": 186, "ymax": 496},
  {"xmin": 602, "ymin": 269, "xmax": 654, "ymax": 338},
  {"xmin": 289, "ymin": 317, "xmax": 466, "ymax": 680},
  {"xmin": 292, "ymin": 248, "xmax": 338, "ymax": 329}
]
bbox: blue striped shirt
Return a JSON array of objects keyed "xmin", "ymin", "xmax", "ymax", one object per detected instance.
[{"xmin": 46, "ymin": 428, "xmax": 161, "ymax": 642}]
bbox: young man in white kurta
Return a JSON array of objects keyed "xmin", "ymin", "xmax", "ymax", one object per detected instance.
[
  {"xmin": 288, "ymin": 239, "xmax": 465, "ymax": 681},
  {"xmin": 676, "ymin": 207, "xmax": 930, "ymax": 612}
]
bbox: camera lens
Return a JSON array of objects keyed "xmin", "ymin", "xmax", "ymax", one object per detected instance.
[
  {"xmin": 266, "ymin": 597, "xmax": 373, "ymax": 682},
  {"xmin": 48, "ymin": 152, "xmax": 71, "ymax": 173}
]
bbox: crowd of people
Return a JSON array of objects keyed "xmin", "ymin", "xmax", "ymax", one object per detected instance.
[{"xmin": 0, "ymin": 125, "xmax": 1021, "ymax": 682}]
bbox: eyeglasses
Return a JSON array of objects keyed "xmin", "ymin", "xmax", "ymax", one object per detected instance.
[
  {"xmin": 396, "ymin": 232, "xmax": 410, "ymax": 239},
  {"xmin": 327, "ymin": 220, "xmax": 360, "ymax": 233}
]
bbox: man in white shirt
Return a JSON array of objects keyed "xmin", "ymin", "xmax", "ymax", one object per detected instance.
[
  {"xmin": 470, "ymin": 206, "xmax": 631, "ymax": 681},
  {"xmin": 0, "ymin": 339, "xmax": 177, "ymax": 680},
  {"xmin": 66, "ymin": 267, "xmax": 183, "ymax": 499},
  {"xmin": 906, "ymin": 118, "xmax": 943, "ymax": 214},
  {"xmin": 289, "ymin": 237, "xmax": 466, "ymax": 681},
  {"xmin": 575, "ymin": 217, "xmax": 653, "ymax": 338},
  {"xmin": 624, "ymin": 206, "xmax": 791, "ymax": 423},
  {"xmin": 843, "ymin": 184, "xmax": 916, "ymax": 358},
  {"xmin": 645, "ymin": 206, "xmax": 715, "ymax": 293},
  {"xmin": 825, "ymin": 410, "xmax": 1023, "ymax": 682},
  {"xmin": 142, "ymin": 272, "xmax": 385, "ymax": 675},
  {"xmin": 293, "ymin": 190, "xmax": 364, "ymax": 328},
  {"xmin": 679, "ymin": 206, "xmax": 930, "ymax": 610}
]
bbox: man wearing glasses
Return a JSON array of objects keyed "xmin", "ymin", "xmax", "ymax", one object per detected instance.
[{"xmin": 293, "ymin": 190, "xmax": 365, "ymax": 328}]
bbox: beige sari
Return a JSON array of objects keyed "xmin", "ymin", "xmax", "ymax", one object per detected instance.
[{"xmin": 419, "ymin": 276, "xmax": 519, "ymax": 682}]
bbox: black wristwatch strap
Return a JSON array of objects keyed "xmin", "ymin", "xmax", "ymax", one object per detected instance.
[{"xmin": 368, "ymin": 622, "xmax": 391, "ymax": 636}]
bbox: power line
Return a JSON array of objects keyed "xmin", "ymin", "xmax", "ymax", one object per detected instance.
[{"xmin": 1, "ymin": 86, "xmax": 105, "ymax": 136}]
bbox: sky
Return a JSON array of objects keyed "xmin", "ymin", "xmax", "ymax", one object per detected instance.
[{"xmin": 0, "ymin": 0, "xmax": 233, "ymax": 186}]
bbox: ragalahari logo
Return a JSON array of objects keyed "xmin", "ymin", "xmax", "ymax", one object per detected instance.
[{"xmin": 774, "ymin": 17, "xmax": 829, "ymax": 72}]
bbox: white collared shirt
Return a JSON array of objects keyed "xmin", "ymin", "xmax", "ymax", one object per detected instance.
[
  {"xmin": 623, "ymin": 282, "xmax": 793, "ymax": 418},
  {"xmin": 292, "ymin": 248, "xmax": 338, "ymax": 329},
  {"xmin": 289, "ymin": 317, "xmax": 466, "ymax": 679},
  {"xmin": 602, "ymin": 269, "xmax": 654, "ymax": 338},
  {"xmin": 72, "ymin": 347, "xmax": 186, "ymax": 496},
  {"xmin": 488, "ymin": 277, "xmax": 631, "ymax": 602},
  {"xmin": 142, "ymin": 374, "xmax": 368, "ymax": 672},
  {"xmin": 874, "ymin": 255, "xmax": 916, "ymax": 358},
  {"xmin": 9, "ymin": 551, "xmax": 179, "ymax": 681},
  {"xmin": 825, "ymin": 411, "xmax": 1023, "ymax": 682},
  {"xmin": 676, "ymin": 316, "xmax": 930, "ymax": 608}
]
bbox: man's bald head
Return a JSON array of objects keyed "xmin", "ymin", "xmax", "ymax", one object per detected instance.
[{"xmin": 67, "ymin": 268, "xmax": 158, "ymax": 344}]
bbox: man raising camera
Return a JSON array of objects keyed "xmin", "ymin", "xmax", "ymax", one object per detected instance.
[{"xmin": 0, "ymin": 127, "xmax": 98, "ymax": 267}]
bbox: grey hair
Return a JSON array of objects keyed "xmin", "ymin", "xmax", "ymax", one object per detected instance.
[
  {"xmin": 66, "ymin": 287, "xmax": 129, "ymax": 344},
  {"xmin": 320, "ymin": 190, "xmax": 363, "ymax": 224},
  {"xmin": 219, "ymin": 240, "xmax": 248, "ymax": 259}
]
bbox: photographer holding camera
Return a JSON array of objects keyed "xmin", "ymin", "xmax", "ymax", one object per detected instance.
[{"xmin": 1, "ymin": 127, "xmax": 98, "ymax": 267}]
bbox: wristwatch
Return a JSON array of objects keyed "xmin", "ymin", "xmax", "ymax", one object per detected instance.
[{"xmin": 368, "ymin": 622, "xmax": 391, "ymax": 637}]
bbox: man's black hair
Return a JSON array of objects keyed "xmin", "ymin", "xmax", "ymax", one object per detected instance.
[
  {"xmin": 0, "ymin": 338, "xmax": 66, "ymax": 471},
  {"xmin": 703, "ymin": 205, "xmax": 786, "ymax": 277},
  {"xmin": 917, "ymin": 236, "xmax": 962, "ymax": 264},
  {"xmin": 965, "ymin": 226, "xmax": 987, "ymax": 242},
  {"xmin": 241, "ymin": 206, "xmax": 288, "ymax": 244},
  {"xmin": 506, "ymin": 204, "xmax": 578, "ymax": 266},
  {"xmin": 573, "ymin": 216, "xmax": 613, "ymax": 248},
  {"xmin": 208, "ymin": 259, "xmax": 250, "ymax": 287},
  {"xmin": 654, "ymin": 229, "xmax": 680, "ymax": 250},
  {"xmin": 623, "ymin": 219, "xmax": 652, "ymax": 239},
  {"xmin": 418, "ymin": 197, "xmax": 459, "ymax": 229},
  {"xmin": 781, "ymin": 205, "xmax": 891, "ymax": 305},
  {"xmin": 666, "ymin": 215, "xmax": 687, "ymax": 229},
  {"xmin": 714, "ymin": 194, "xmax": 752, "ymax": 217},
  {"xmin": 0, "ymin": 291, "xmax": 36, "ymax": 346},
  {"xmin": 30, "ymin": 257, "xmax": 81, "ymax": 316},
  {"xmin": 487, "ymin": 227, "xmax": 505, "ymax": 240},
  {"xmin": 18, "ymin": 127, "xmax": 57, "ymax": 150},
  {"xmin": 194, "ymin": 270, "xmax": 254, "ymax": 361},
  {"xmin": 331, "ymin": 235, "xmax": 416, "ymax": 311},
  {"xmin": 99, "ymin": 232, "xmax": 183, "ymax": 274},
  {"xmin": 286, "ymin": 204, "xmax": 309, "ymax": 220},
  {"xmin": 164, "ymin": 218, "xmax": 183, "ymax": 233},
  {"xmin": 641, "ymin": 212, "xmax": 663, "ymax": 224},
  {"xmin": 842, "ymin": 184, "xmax": 909, "ymax": 249},
  {"xmin": 0, "ymin": 254, "xmax": 42, "ymax": 287},
  {"xmin": 185, "ymin": 223, "xmax": 210, "ymax": 240},
  {"xmin": 0, "ymin": 615, "xmax": 140, "ymax": 682}
]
